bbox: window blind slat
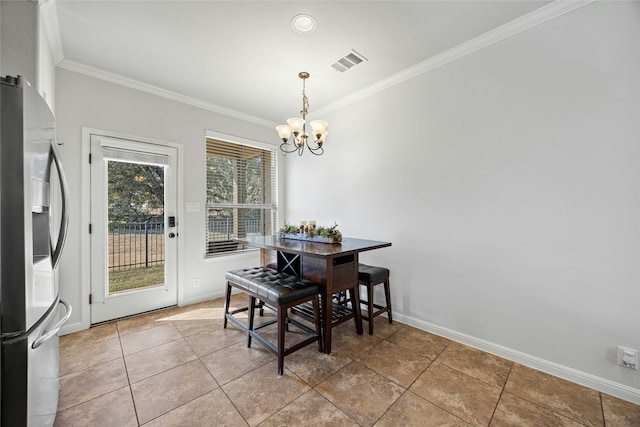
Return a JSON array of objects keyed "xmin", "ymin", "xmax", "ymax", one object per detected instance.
[{"xmin": 205, "ymin": 137, "xmax": 277, "ymax": 255}]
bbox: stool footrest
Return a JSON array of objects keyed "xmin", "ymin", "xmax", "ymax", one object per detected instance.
[
  {"xmin": 224, "ymin": 303, "xmax": 274, "ymax": 331},
  {"xmin": 252, "ymin": 318, "xmax": 277, "ymax": 331},
  {"xmin": 286, "ymin": 317, "xmax": 318, "ymax": 336},
  {"xmin": 228, "ymin": 306, "xmax": 249, "ymax": 316},
  {"xmin": 360, "ymin": 300, "xmax": 388, "ymax": 311},
  {"xmin": 225, "ymin": 312, "xmax": 248, "ymax": 331},
  {"xmin": 248, "ymin": 315, "xmax": 319, "ymax": 356},
  {"xmin": 249, "ymin": 328, "xmax": 319, "ymax": 358}
]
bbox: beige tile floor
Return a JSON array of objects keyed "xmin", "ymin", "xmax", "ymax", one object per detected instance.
[{"xmin": 54, "ymin": 295, "xmax": 640, "ymax": 426}]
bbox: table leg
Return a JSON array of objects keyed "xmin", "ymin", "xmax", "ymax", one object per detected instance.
[{"xmin": 323, "ymin": 291, "xmax": 333, "ymax": 353}]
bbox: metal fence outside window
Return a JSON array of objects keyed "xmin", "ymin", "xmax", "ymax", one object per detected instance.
[
  {"xmin": 108, "ymin": 221, "xmax": 165, "ymax": 270},
  {"xmin": 207, "ymin": 217, "xmax": 261, "ymax": 239},
  {"xmin": 206, "ymin": 218, "xmax": 262, "ymax": 254}
]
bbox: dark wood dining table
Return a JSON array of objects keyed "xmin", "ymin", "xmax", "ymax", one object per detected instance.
[{"xmin": 235, "ymin": 235, "xmax": 392, "ymax": 353}]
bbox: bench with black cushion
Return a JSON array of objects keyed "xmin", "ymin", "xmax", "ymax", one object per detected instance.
[
  {"xmin": 358, "ymin": 264, "xmax": 392, "ymax": 335},
  {"xmin": 223, "ymin": 266, "xmax": 267, "ymax": 331},
  {"xmin": 224, "ymin": 267, "xmax": 322, "ymax": 375}
]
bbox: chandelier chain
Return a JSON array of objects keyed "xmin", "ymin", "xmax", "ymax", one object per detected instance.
[{"xmin": 301, "ymin": 78, "xmax": 309, "ymax": 118}]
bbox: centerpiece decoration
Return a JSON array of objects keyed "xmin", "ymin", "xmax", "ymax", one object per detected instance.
[{"xmin": 279, "ymin": 221, "xmax": 343, "ymax": 244}]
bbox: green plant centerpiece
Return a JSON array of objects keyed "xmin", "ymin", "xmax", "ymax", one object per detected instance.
[
  {"xmin": 279, "ymin": 222, "xmax": 343, "ymax": 244},
  {"xmin": 280, "ymin": 224, "xmax": 300, "ymax": 234}
]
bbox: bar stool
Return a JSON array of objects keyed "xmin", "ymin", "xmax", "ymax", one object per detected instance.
[{"xmin": 358, "ymin": 264, "xmax": 391, "ymax": 335}]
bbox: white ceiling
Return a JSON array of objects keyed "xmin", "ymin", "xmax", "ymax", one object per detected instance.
[{"xmin": 48, "ymin": 1, "xmax": 563, "ymax": 126}]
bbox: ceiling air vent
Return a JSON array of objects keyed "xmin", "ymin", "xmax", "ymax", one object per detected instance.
[{"xmin": 330, "ymin": 50, "xmax": 367, "ymax": 73}]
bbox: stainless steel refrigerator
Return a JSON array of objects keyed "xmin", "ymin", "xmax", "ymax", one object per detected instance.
[{"xmin": 0, "ymin": 75, "xmax": 72, "ymax": 426}]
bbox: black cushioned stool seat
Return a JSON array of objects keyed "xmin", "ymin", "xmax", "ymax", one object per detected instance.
[
  {"xmin": 358, "ymin": 264, "xmax": 392, "ymax": 335},
  {"xmin": 224, "ymin": 267, "xmax": 322, "ymax": 374}
]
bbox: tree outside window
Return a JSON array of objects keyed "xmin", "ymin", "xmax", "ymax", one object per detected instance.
[{"xmin": 205, "ymin": 138, "xmax": 276, "ymax": 254}]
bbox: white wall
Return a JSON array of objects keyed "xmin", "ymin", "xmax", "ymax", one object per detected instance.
[
  {"xmin": 287, "ymin": 2, "xmax": 640, "ymax": 401},
  {"xmin": 55, "ymin": 69, "xmax": 282, "ymax": 332},
  {"xmin": 1, "ymin": 0, "xmax": 38, "ymax": 86}
]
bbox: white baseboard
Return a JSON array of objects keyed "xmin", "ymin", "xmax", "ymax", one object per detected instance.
[
  {"xmin": 180, "ymin": 290, "xmax": 226, "ymax": 307},
  {"xmin": 60, "ymin": 290, "xmax": 229, "ymax": 336},
  {"xmin": 393, "ymin": 313, "xmax": 640, "ymax": 405},
  {"xmin": 59, "ymin": 321, "xmax": 86, "ymax": 336}
]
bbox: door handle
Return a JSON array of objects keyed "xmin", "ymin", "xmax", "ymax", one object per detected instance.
[
  {"xmin": 50, "ymin": 141, "xmax": 70, "ymax": 270},
  {"xmin": 168, "ymin": 232, "xmax": 176, "ymax": 238}
]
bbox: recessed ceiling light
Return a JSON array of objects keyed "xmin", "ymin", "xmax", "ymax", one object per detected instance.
[{"xmin": 291, "ymin": 14, "xmax": 316, "ymax": 34}]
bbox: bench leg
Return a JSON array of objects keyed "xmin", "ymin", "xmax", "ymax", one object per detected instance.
[
  {"xmin": 384, "ymin": 279, "xmax": 392, "ymax": 324},
  {"xmin": 223, "ymin": 282, "xmax": 232, "ymax": 329},
  {"xmin": 248, "ymin": 295, "xmax": 256, "ymax": 348},
  {"xmin": 277, "ymin": 307, "xmax": 286, "ymax": 375}
]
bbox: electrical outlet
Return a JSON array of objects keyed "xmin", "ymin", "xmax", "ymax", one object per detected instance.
[
  {"xmin": 193, "ymin": 277, "xmax": 200, "ymax": 288},
  {"xmin": 617, "ymin": 346, "xmax": 639, "ymax": 370}
]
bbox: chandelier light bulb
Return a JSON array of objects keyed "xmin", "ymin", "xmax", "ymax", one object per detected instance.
[
  {"xmin": 276, "ymin": 125, "xmax": 291, "ymax": 141},
  {"xmin": 287, "ymin": 118, "xmax": 305, "ymax": 134},
  {"xmin": 310, "ymin": 120, "xmax": 328, "ymax": 135}
]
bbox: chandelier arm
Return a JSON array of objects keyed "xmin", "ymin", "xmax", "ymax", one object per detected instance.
[
  {"xmin": 280, "ymin": 140, "xmax": 301, "ymax": 154},
  {"xmin": 306, "ymin": 141, "xmax": 324, "ymax": 155},
  {"xmin": 308, "ymin": 146, "xmax": 324, "ymax": 156}
]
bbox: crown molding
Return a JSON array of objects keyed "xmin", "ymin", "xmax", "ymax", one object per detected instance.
[
  {"xmin": 57, "ymin": 60, "xmax": 278, "ymax": 128},
  {"xmin": 53, "ymin": 0, "xmax": 593, "ymax": 127},
  {"xmin": 314, "ymin": 0, "xmax": 595, "ymax": 117}
]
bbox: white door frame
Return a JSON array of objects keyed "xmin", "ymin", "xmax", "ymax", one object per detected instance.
[{"xmin": 79, "ymin": 127, "xmax": 184, "ymax": 330}]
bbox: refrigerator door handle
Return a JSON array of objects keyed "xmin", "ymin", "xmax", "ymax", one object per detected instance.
[
  {"xmin": 50, "ymin": 140, "xmax": 70, "ymax": 270},
  {"xmin": 32, "ymin": 298, "xmax": 72, "ymax": 350}
]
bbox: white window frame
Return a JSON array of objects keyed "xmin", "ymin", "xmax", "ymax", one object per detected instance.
[{"xmin": 204, "ymin": 131, "xmax": 279, "ymax": 257}]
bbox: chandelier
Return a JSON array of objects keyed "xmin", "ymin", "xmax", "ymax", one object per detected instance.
[{"xmin": 276, "ymin": 72, "xmax": 328, "ymax": 156}]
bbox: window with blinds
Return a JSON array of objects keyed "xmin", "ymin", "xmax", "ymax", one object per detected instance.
[{"xmin": 205, "ymin": 137, "xmax": 277, "ymax": 255}]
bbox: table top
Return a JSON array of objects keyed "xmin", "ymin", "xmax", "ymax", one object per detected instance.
[{"xmin": 236, "ymin": 235, "xmax": 391, "ymax": 258}]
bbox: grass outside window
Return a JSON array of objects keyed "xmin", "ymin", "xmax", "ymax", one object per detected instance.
[{"xmin": 109, "ymin": 264, "xmax": 165, "ymax": 294}]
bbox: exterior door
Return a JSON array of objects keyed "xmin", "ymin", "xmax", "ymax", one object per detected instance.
[{"xmin": 90, "ymin": 135, "xmax": 178, "ymax": 323}]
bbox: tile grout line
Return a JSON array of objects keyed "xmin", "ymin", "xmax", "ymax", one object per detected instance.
[
  {"xmin": 364, "ymin": 329, "xmax": 435, "ymax": 425},
  {"xmin": 206, "ymin": 337, "xmax": 273, "ymax": 427},
  {"xmin": 130, "ymin": 318, "xmax": 239, "ymax": 426},
  {"xmin": 56, "ymin": 302, "xmax": 638, "ymax": 426},
  {"xmin": 487, "ymin": 359, "xmax": 514, "ymax": 425},
  {"xmin": 117, "ymin": 320, "xmax": 142, "ymax": 426},
  {"xmin": 374, "ymin": 337, "xmax": 472, "ymax": 425},
  {"xmin": 505, "ymin": 364, "xmax": 606, "ymax": 426}
]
